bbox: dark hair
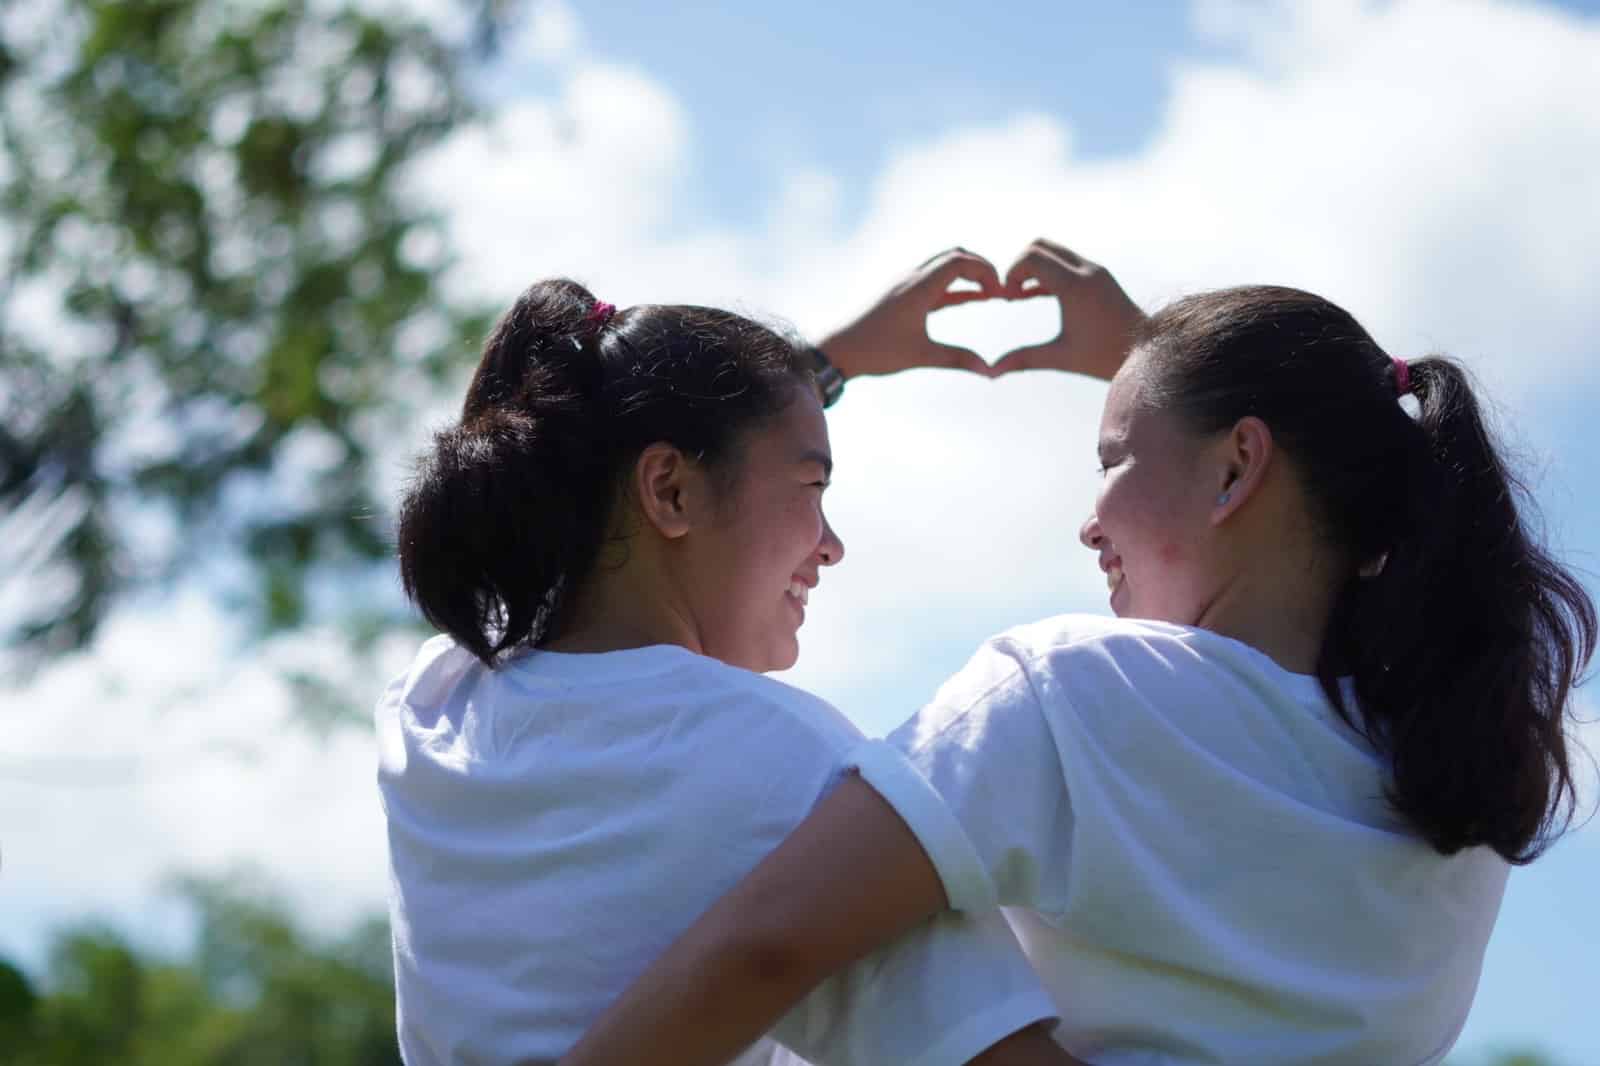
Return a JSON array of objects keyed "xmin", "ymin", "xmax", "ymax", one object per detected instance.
[
  {"xmin": 397, "ymin": 279, "xmax": 810, "ymax": 668},
  {"xmin": 1136, "ymin": 286, "xmax": 1596, "ymax": 863}
]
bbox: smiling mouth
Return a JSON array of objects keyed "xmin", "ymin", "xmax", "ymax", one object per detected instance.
[
  {"xmin": 786, "ymin": 579, "xmax": 810, "ymax": 606},
  {"xmin": 1106, "ymin": 564, "xmax": 1124, "ymax": 593}
]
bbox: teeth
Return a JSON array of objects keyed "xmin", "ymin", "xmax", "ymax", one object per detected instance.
[
  {"xmin": 1106, "ymin": 567, "xmax": 1123, "ymax": 591},
  {"xmin": 788, "ymin": 580, "xmax": 808, "ymax": 605}
]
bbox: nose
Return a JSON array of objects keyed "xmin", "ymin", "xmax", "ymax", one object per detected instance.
[
  {"xmin": 819, "ymin": 515, "xmax": 845, "ymax": 567},
  {"xmin": 1079, "ymin": 511, "xmax": 1104, "ymax": 551}
]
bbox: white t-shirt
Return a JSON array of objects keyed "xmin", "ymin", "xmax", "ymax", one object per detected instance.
[
  {"xmin": 888, "ymin": 614, "xmax": 1509, "ymax": 1066},
  {"xmin": 375, "ymin": 636, "xmax": 1055, "ymax": 1066}
]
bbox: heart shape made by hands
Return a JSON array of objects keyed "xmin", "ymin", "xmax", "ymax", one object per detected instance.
[{"xmin": 926, "ymin": 291, "xmax": 1063, "ymax": 368}]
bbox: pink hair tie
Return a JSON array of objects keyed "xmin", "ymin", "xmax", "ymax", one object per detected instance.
[
  {"xmin": 587, "ymin": 300, "xmax": 617, "ymax": 329},
  {"xmin": 1392, "ymin": 356, "xmax": 1412, "ymax": 397}
]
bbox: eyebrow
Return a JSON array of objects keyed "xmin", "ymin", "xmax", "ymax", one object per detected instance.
[{"xmin": 798, "ymin": 449, "xmax": 834, "ymax": 477}]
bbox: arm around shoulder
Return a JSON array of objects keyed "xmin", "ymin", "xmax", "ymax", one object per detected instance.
[{"xmin": 558, "ymin": 774, "xmax": 949, "ymax": 1066}]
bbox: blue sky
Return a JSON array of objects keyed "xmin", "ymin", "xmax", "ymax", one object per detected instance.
[
  {"xmin": 4, "ymin": 1, "xmax": 1599, "ymax": 1063},
  {"xmin": 499, "ymin": 1, "xmax": 1198, "ymax": 223}
]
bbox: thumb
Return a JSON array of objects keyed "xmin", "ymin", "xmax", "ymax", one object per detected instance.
[
  {"xmin": 927, "ymin": 342, "xmax": 995, "ymax": 377},
  {"xmin": 991, "ymin": 341, "xmax": 1066, "ymax": 377}
]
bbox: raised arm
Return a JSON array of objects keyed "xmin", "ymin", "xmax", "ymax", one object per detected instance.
[{"xmin": 555, "ymin": 773, "xmax": 1085, "ymax": 1066}]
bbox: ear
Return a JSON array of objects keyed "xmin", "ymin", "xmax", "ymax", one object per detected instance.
[
  {"xmin": 631, "ymin": 442, "xmax": 709, "ymax": 540},
  {"xmin": 1210, "ymin": 415, "xmax": 1274, "ymax": 525}
]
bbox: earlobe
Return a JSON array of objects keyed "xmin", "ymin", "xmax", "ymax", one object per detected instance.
[{"xmin": 1211, "ymin": 416, "xmax": 1273, "ymax": 523}]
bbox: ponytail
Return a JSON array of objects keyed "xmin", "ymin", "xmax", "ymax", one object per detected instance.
[
  {"xmin": 1321, "ymin": 357, "xmax": 1596, "ymax": 862},
  {"xmin": 398, "ymin": 279, "xmax": 615, "ymax": 666},
  {"xmin": 1142, "ymin": 288, "xmax": 1596, "ymax": 863}
]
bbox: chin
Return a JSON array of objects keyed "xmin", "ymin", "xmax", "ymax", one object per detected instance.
[{"xmin": 768, "ymin": 642, "xmax": 800, "ymax": 674}]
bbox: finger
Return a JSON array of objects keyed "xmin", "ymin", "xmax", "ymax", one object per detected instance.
[
  {"xmin": 934, "ymin": 288, "xmax": 997, "ymax": 308},
  {"xmin": 990, "ymin": 342, "xmax": 1064, "ymax": 376},
  {"xmin": 1029, "ymin": 237, "xmax": 1094, "ymax": 271},
  {"xmin": 1003, "ymin": 248, "xmax": 1060, "ymax": 299},
  {"xmin": 925, "ymin": 342, "xmax": 995, "ymax": 377},
  {"xmin": 915, "ymin": 244, "xmax": 970, "ymax": 270},
  {"xmin": 922, "ymin": 248, "xmax": 1002, "ymax": 296}
]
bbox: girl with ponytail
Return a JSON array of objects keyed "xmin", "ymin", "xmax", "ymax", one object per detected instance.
[
  {"xmin": 562, "ymin": 245, "xmax": 1596, "ymax": 1066},
  {"xmin": 379, "ymin": 270, "xmax": 1079, "ymax": 1066}
]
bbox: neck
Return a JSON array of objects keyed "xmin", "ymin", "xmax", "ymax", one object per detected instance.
[
  {"xmin": 1194, "ymin": 581, "xmax": 1335, "ymax": 675},
  {"xmin": 1193, "ymin": 536, "xmax": 1343, "ymax": 677},
  {"xmin": 543, "ymin": 556, "xmax": 702, "ymax": 657}
]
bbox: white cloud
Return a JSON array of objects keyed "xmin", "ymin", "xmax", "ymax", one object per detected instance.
[
  {"xmin": 407, "ymin": 61, "xmax": 696, "ymax": 305},
  {"xmin": 0, "ymin": 594, "xmax": 404, "ymax": 965},
  {"xmin": 508, "ymin": 0, "xmax": 583, "ymax": 65}
]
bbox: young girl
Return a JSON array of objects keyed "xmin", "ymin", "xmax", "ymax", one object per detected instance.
[
  {"xmin": 559, "ymin": 253, "xmax": 1597, "ymax": 1065},
  {"xmin": 375, "ymin": 257, "xmax": 1094, "ymax": 1066}
]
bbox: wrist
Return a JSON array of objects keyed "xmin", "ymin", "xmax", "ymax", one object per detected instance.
[
  {"xmin": 804, "ymin": 344, "xmax": 846, "ymax": 408},
  {"xmin": 813, "ymin": 322, "xmax": 867, "ymax": 381},
  {"xmin": 1094, "ymin": 309, "xmax": 1147, "ymax": 381}
]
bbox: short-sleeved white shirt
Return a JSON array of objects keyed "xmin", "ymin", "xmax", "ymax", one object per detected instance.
[
  {"xmin": 375, "ymin": 636, "xmax": 1055, "ymax": 1066},
  {"xmin": 888, "ymin": 614, "xmax": 1509, "ymax": 1066}
]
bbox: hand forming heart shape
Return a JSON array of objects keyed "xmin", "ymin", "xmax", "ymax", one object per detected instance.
[{"xmin": 817, "ymin": 238, "xmax": 1146, "ymax": 387}]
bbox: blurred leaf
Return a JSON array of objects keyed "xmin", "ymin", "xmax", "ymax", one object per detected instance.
[
  {"xmin": 5, "ymin": 876, "xmax": 402, "ymax": 1064},
  {"xmin": 0, "ymin": 0, "xmax": 500, "ymax": 669}
]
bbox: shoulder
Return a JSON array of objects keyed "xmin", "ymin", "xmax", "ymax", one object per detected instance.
[
  {"xmin": 995, "ymin": 612, "xmax": 1194, "ymax": 662},
  {"xmin": 375, "ymin": 634, "xmax": 480, "ymax": 723},
  {"xmin": 669, "ymin": 654, "xmax": 863, "ymax": 751},
  {"xmin": 897, "ymin": 615, "xmax": 1228, "ymax": 756},
  {"xmin": 935, "ymin": 613, "xmax": 1195, "ymax": 704}
]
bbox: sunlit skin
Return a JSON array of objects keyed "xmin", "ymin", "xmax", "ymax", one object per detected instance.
[
  {"xmin": 1081, "ymin": 353, "xmax": 1349, "ymax": 675},
  {"xmin": 548, "ymin": 382, "xmax": 843, "ymax": 673}
]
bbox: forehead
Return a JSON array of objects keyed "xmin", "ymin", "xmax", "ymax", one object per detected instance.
[
  {"xmin": 744, "ymin": 383, "xmax": 831, "ymax": 464},
  {"xmin": 1099, "ymin": 366, "xmax": 1147, "ymax": 442},
  {"xmin": 1099, "ymin": 360, "xmax": 1200, "ymax": 460}
]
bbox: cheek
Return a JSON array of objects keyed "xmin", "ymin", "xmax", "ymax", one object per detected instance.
[
  {"xmin": 773, "ymin": 493, "xmax": 825, "ymax": 556},
  {"xmin": 1095, "ymin": 474, "xmax": 1138, "ymax": 542}
]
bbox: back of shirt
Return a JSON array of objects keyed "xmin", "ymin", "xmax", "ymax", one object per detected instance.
[
  {"xmin": 376, "ymin": 637, "xmax": 1053, "ymax": 1066},
  {"xmin": 889, "ymin": 614, "xmax": 1509, "ymax": 1066}
]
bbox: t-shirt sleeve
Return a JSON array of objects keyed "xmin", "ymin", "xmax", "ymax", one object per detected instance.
[
  {"xmin": 714, "ymin": 679, "xmax": 1057, "ymax": 1066},
  {"xmin": 885, "ymin": 637, "xmax": 1075, "ymax": 914},
  {"xmin": 773, "ymin": 907, "xmax": 1058, "ymax": 1066}
]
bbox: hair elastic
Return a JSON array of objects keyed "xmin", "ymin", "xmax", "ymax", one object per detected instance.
[
  {"xmin": 587, "ymin": 300, "xmax": 617, "ymax": 329},
  {"xmin": 1392, "ymin": 356, "xmax": 1412, "ymax": 397}
]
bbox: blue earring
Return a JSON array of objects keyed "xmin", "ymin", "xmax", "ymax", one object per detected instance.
[{"xmin": 1217, "ymin": 491, "xmax": 1231, "ymax": 506}]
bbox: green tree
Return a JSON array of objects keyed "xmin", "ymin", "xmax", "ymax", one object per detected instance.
[
  {"xmin": 0, "ymin": 0, "xmax": 496, "ymax": 671},
  {"xmin": 3, "ymin": 876, "xmax": 401, "ymax": 1065}
]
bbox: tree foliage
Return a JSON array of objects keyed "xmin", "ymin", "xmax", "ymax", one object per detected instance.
[
  {"xmin": 0, "ymin": 877, "xmax": 400, "ymax": 1065},
  {"xmin": 0, "ymin": 0, "xmax": 492, "ymax": 668}
]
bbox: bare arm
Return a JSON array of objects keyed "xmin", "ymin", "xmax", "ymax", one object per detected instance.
[{"xmin": 556, "ymin": 774, "xmax": 1086, "ymax": 1066}]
